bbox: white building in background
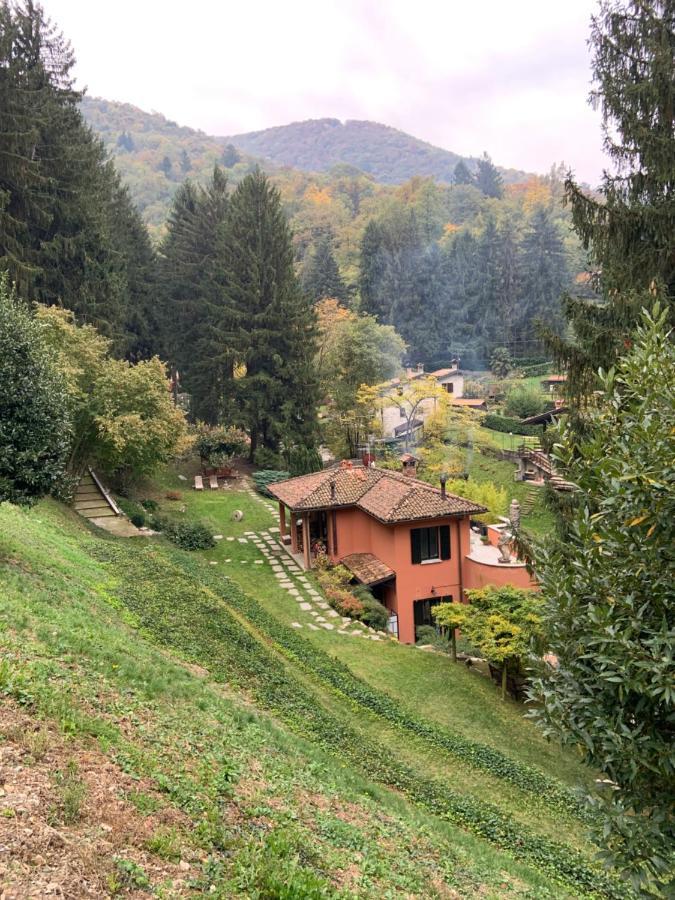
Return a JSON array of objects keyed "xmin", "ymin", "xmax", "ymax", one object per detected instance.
[{"xmin": 379, "ymin": 362, "xmax": 465, "ymax": 441}]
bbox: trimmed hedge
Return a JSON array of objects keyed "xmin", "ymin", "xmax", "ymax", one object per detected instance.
[
  {"xmin": 101, "ymin": 543, "xmax": 624, "ymax": 897},
  {"xmin": 482, "ymin": 414, "xmax": 544, "ymax": 437},
  {"xmin": 519, "ymin": 362, "xmax": 553, "ymax": 377}
]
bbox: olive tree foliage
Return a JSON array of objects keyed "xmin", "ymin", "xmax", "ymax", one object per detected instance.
[
  {"xmin": 529, "ymin": 307, "xmax": 674, "ymax": 894},
  {"xmin": 0, "ymin": 275, "xmax": 71, "ymax": 505}
]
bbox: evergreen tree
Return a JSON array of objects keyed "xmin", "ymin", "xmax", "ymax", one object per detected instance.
[
  {"xmin": 475, "ymin": 153, "xmax": 504, "ymax": 198},
  {"xmin": 358, "ymin": 219, "xmax": 389, "ymax": 320},
  {"xmin": 453, "ymin": 160, "xmax": 474, "ymax": 185},
  {"xmin": 520, "ymin": 206, "xmax": 567, "ymax": 348},
  {"xmin": 301, "ymin": 234, "xmax": 350, "ymax": 302},
  {"xmin": 160, "ymin": 168, "xmax": 232, "ymax": 423},
  {"xmin": 547, "ymin": 0, "xmax": 675, "ymax": 399},
  {"xmin": 494, "ymin": 218, "xmax": 521, "ymax": 349},
  {"xmin": 179, "ymin": 149, "xmax": 192, "ymax": 174},
  {"xmin": 220, "ymin": 169, "xmax": 318, "ymax": 457},
  {"xmin": 0, "ymin": 2, "xmax": 143, "ymax": 345}
]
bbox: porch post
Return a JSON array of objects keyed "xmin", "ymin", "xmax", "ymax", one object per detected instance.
[
  {"xmin": 302, "ymin": 514, "xmax": 311, "ymax": 570},
  {"xmin": 290, "ymin": 513, "xmax": 299, "ymax": 553},
  {"xmin": 278, "ymin": 503, "xmax": 287, "ymax": 540}
]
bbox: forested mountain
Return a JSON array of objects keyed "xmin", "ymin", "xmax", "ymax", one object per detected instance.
[
  {"xmin": 81, "ymin": 97, "xmax": 587, "ymax": 367},
  {"xmin": 225, "ymin": 118, "xmax": 528, "ymax": 185},
  {"xmin": 81, "ymin": 97, "xmax": 263, "ymax": 236}
]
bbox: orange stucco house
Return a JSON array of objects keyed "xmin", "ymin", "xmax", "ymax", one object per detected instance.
[{"xmin": 269, "ymin": 462, "xmax": 534, "ymax": 644}]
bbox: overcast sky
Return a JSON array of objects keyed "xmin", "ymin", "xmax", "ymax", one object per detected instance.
[{"xmin": 43, "ymin": 0, "xmax": 608, "ymax": 185}]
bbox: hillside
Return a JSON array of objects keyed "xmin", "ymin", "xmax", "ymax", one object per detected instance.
[
  {"xmin": 0, "ymin": 468, "xmax": 627, "ymax": 898},
  {"xmin": 81, "ymin": 97, "xmax": 263, "ymax": 236},
  {"xmin": 225, "ymin": 118, "xmax": 528, "ymax": 185}
]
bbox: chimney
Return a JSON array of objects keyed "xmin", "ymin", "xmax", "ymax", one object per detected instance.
[
  {"xmin": 440, "ymin": 474, "xmax": 448, "ymax": 499},
  {"xmin": 416, "ymin": 362, "xmax": 424, "ymax": 374},
  {"xmin": 400, "ymin": 454, "xmax": 417, "ymax": 477}
]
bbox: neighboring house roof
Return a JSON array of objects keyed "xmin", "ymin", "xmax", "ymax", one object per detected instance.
[
  {"xmin": 393, "ymin": 417, "xmax": 423, "ymax": 437},
  {"xmin": 341, "ymin": 552, "xmax": 395, "ymax": 586},
  {"xmin": 541, "ymin": 374, "xmax": 567, "ymax": 383},
  {"xmin": 521, "ymin": 406, "xmax": 569, "ymax": 425},
  {"xmin": 269, "ymin": 464, "xmax": 487, "ymax": 523},
  {"xmin": 449, "ymin": 398, "xmax": 487, "ymax": 408},
  {"xmin": 429, "ymin": 368, "xmax": 462, "ymax": 378}
]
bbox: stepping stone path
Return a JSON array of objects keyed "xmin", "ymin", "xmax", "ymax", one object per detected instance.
[{"xmin": 236, "ymin": 479, "xmax": 386, "ymax": 640}]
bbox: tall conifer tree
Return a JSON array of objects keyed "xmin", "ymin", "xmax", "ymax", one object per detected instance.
[
  {"xmin": 220, "ymin": 169, "xmax": 318, "ymax": 458},
  {"xmin": 548, "ymin": 0, "xmax": 675, "ymax": 399}
]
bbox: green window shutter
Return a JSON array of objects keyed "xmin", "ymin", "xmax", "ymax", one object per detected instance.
[
  {"xmin": 440, "ymin": 525, "xmax": 451, "ymax": 560},
  {"xmin": 411, "ymin": 528, "xmax": 422, "ymax": 564}
]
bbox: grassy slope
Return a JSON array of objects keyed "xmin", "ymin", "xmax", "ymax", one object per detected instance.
[{"xmin": 0, "ymin": 484, "xmax": 623, "ymax": 898}]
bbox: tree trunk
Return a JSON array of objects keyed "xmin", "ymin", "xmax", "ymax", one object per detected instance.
[
  {"xmin": 501, "ymin": 664, "xmax": 508, "ymax": 701},
  {"xmin": 451, "ymin": 630, "xmax": 457, "ymax": 663}
]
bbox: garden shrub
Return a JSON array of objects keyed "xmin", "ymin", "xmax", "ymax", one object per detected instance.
[
  {"xmin": 415, "ymin": 624, "xmax": 442, "ymax": 645},
  {"xmin": 155, "ymin": 519, "xmax": 215, "ymax": 551},
  {"xmin": 140, "ymin": 498, "xmax": 158, "ymax": 512},
  {"xmin": 482, "ymin": 414, "xmax": 543, "ymax": 437},
  {"xmin": 165, "ymin": 490, "xmax": 183, "ymax": 501},
  {"xmin": 253, "ymin": 447, "xmax": 282, "ymax": 470},
  {"xmin": 504, "ymin": 384, "xmax": 546, "ymax": 419},
  {"xmin": 130, "ymin": 512, "xmax": 145, "ymax": 528},
  {"xmin": 352, "ymin": 586, "xmax": 388, "ymax": 631},
  {"xmin": 252, "ymin": 470, "xmax": 290, "ymax": 498}
]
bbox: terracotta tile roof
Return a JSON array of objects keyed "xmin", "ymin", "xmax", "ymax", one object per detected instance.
[
  {"xmin": 449, "ymin": 398, "xmax": 487, "ymax": 408},
  {"xmin": 429, "ymin": 368, "xmax": 460, "ymax": 378},
  {"xmin": 542, "ymin": 374, "xmax": 567, "ymax": 383},
  {"xmin": 269, "ymin": 464, "xmax": 486, "ymax": 523},
  {"xmin": 341, "ymin": 552, "xmax": 395, "ymax": 585}
]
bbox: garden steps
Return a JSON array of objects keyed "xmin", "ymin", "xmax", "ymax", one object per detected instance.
[{"xmin": 72, "ymin": 468, "xmax": 121, "ymax": 519}]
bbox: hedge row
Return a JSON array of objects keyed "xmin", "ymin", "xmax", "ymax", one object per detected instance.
[
  {"xmin": 104, "ymin": 544, "xmax": 623, "ymax": 898},
  {"xmin": 518, "ymin": 362, "xmax": 553, "ymax": 377},
  {"xmin": 482, "ymin": 414, "xmax": 544, "ymax": 437}
]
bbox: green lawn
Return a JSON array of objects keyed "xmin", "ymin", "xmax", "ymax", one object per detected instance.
[{"xmin": 0, "ymin": 484, "xmax": 624, "ymax": 898}]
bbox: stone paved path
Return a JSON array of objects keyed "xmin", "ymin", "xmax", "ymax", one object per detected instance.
[{"xmin": 233, "ymin": 479, "xmax": 385, "ymax": 639}]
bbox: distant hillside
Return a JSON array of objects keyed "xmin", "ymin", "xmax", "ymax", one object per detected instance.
[
  {"xmin": 81, "ymin": 97, "xmax": 263, "ymax": 236},
  {"xmin": 224, "ymin": 118, "xmax": 529, "ymax": 185}
]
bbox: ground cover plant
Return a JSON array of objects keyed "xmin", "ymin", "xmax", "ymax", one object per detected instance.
[{"xmin": 1, "ymin": 499, "xmax": 576, "ymax": 898}]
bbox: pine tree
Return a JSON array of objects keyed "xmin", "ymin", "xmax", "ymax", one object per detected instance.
[
  {"xmin": 0, "ymin": 2, "xmax": 140, "ymax": 345},
  {"xmin": 453, "ymin": 160, "xmax": 474, "ymax": 185},
  {"xmin": 548, "ymin": 0, "xmax": 675, "ymax": 399},
  {"xmin": 301, "ymin": 234, "xmax": 350, "ymax": 302},
  {"xmin": 220, "ymin": 169, "xmax": 318, "ymax": 457},
  {"xmin": 520, "ymin": 206, "xmax": 567, "ymax": 348},
  {"xmin": 475, "ymin": 153, "xmax": 504, "ymax": 199},
  {"xmin": 358, "ymin": 219, "xmax": 388, "ymax": 320},
  {"xmin": 160, "ymin": 168, "xmax": 232, "ymax": 423}
]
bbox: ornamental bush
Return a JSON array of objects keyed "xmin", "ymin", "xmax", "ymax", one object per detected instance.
[
  {"xmin": 155, "ymin": 519, "xmax": 216, "ymax": 551},
  {"xmin": 482, "ymin": 414, "xmax": 543, "ymax": 437},
  {"xmin": 0, "ymin": 275, "xmax": 71, "ymax": 506}
]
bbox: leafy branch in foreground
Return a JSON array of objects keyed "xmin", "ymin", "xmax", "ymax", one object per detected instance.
[{"xmin": 529, "ymin": 306, "xmax": 675, "ymax": 896}]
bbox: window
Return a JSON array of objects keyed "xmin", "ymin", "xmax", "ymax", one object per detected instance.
[
  {"xmin": 411, "ymin": 525, "xmax": 451, "ymax": 564},
  {"xmin": 444, "ymin": 382, "xmax": 454, "ymax": 393},
  {"xmin": 399, "ymin": 407, "xmax": 406, "ymax": 418},
  {"xmin": 414, "ymin": 595, "xmax": 452, "ymax": 630}
]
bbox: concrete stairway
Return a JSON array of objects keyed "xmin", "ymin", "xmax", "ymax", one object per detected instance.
[
  {"xmin": 73, "ymin": 469, "xmax": 120, "ymax": 519},
  {"xmin": 521, "ymin": 488, "xmax": 538, "ymax": 515}
]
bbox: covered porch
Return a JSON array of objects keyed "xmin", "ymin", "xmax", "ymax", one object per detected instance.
[{"xmin": 277, "ymin": 502, "xmax": 339, "ymax": 570}]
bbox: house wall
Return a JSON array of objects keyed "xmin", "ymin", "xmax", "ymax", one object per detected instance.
[
  {"xmin": 380, "ymin": 396, "xmax": 441, "ymax": 439},
  {"xmin": 331, "ymin": 508, "xmax": 468, "ymax": 644},
  {"xmin": 436, "ymin": 373, "xmax": 464, "ymax": 397},
  {"xmin": 463, "ymin": 557, "xmax": 536, "ymax": 592}
]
